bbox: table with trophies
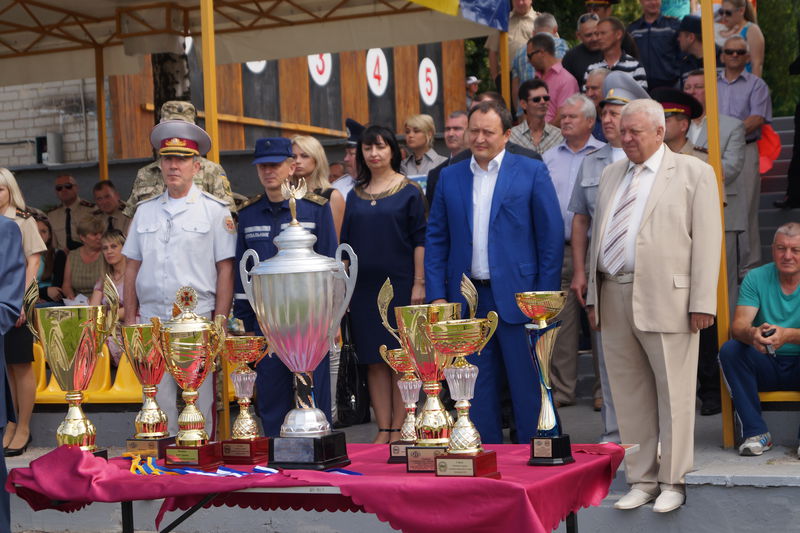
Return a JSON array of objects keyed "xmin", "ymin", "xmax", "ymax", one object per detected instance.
[{"xmin": 9, "ymin": 183, "xmax": 626, "ymax": 533}]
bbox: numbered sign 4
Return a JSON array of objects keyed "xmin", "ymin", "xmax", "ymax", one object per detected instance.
[
  {"xmin": 418, "ymin": 58, "xmax": 438, "ymax": 107},
  {"xmin": 366, "ymin": 48, "xmax": 389, "ymax": 97},
  {"xmin": 308, "ymin": 53, "xmax": 333, "ymax": 86}
]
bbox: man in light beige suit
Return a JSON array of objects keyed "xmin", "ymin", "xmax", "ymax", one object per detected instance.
[{"xmin": 585, "ymin": 99, "xmax": 722, "ymax": 513}]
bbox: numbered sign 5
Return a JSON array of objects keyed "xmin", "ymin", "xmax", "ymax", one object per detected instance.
[
  {"xmin": 366, "ymin": 48, "xmax": 389, "ymax": 97},
  {"xmin": 418, "ymin": 58, "xmax": 438, "ymax": 107},
  {"xmin": 308, "ymin": 53, "xmax": 333, "ymax": 86}
]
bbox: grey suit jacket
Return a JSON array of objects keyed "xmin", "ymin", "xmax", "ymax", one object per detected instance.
[
  {"xmin": 586, "ymin": 147, "xmax": 722, "ymax": 333},
  {"xmin": 693, "ymin": 114, "xmax": 747, "ymax": 232}
]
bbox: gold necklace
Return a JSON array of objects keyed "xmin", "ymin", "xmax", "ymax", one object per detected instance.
[{"xmin": 366, "ymin": 175, "xmax": 400, "ymax": 206}]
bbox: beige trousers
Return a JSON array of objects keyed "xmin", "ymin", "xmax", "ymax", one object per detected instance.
[{"xmin": 599, "ymin": 278, "xmax": 699, "ymax": 492}]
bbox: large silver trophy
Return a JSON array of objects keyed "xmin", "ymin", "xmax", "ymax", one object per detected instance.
[{"xmin": 240, "ymin": 179, "xmax": 357, "ymax": 469}]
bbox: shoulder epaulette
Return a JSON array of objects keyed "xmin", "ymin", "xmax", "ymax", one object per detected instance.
[
  {"xmin": 239, "ymin": 194, "xmax": 264, "ymax": 210},
  {"xmin": 200, "ymin": 190, "xmax": 229, "ymax": 206},
  {"xmin": 303, "ymin": 191, "xmax": 328, "ymax": 206},
  {"xmin": 15, "ymin": 207, "xmax": 32, "ymax": 219},
  {"xmin": 136, "ymin": 194, "xmax": 160, "ymax": 206},
  {"xmin": 79, "ymin": 200, "xmax": 96, "ymax": 208},
  {"xmin": 694, "ymin": 146, "xmax": 709, "ymax": 154}
]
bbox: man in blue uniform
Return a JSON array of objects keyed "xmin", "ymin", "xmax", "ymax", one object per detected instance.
[
  {"xmin": 0, "ymin": 217, "xmax": 25, "ymax": 533},
  {"xmin": 234, "ymin": 138, "xmax": 337, "ymax": 436}
]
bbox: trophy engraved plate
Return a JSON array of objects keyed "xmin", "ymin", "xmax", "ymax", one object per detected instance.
[
  {"xmin": 405, "ymin": 446, "xmax": 448, "ymax": 473},
  {"xmin": 273, "ymin": 437, "xmax": 315, "ymax": 462},
  {"xmin": 168, "ymin": 448, "xmax": 198, "ymax": 463},
  {"xmin": 126, "ymin": 436, "xmax": 176, "ymax": 459},
  {"xmin": 436, "ymin": 451, "xmax": 501, "ymax": 478},
  {"xmin": 223, "ymin": 442, "xmax": 255, "ymax": 457},
  {"xmin": 516, "ymin": 291, "xmax": 575, "ymax": 466},
  {"xmin": 390, "ymin": 442, "xmax": 413, "ymax": 463}
]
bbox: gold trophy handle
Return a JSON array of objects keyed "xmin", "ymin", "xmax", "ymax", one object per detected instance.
[
  {"xmin": 378, "ymin": 345, "xmax": 393, "ymax": 370},
  {"xmin": 150, "ymin": 317, "xmax": 162, "ymax": 351},
  {"xmin": 211, "ymin": 314, "xmax": 228, "ymax": 369},
  {"xmin": 377, "ymin": 278, "xmax": 403, "ymax": 345},
  {"xmin": 460, "ymin": 274, "xmax": 478, "ymax": 319},
  {"xmin": 476, "ymin": 311, "xmax": 499, "ymax": 355},
  {"xmin": 22, "ymin": 280, "xmax": 39, "ymax": 341},
  {"xmin": 98, "ymin": 274, "xmax": 120, "ymax": 339}
]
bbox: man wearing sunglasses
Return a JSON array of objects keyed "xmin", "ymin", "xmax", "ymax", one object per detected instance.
[
  {"xmin": 509, "ymin": 79, "xmax": 564, "ymax": 155},
  {"xmin": 526, "ymin": 33, "xmax": 579, "ymax": 127},
  {"xmin": 46, "ymin": 174, "xmax": 96, "ymax": 251},
  {"xmin": 717, "ymin": 34, "xmax": 772, "ymax": 281}
]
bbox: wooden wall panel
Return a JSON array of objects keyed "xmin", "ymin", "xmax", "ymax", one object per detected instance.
[
  {"xmin": 393, "ymin": 45, "xmax": 419, "ymax": 133},
  {"xmin": 278, "ymin": 56, "xmax": 311, "ymax": 134},
  {"xmin": 442, "ymin": 40, "xmax": 467, "ymax": 117},
  {"xmin": 340, "ymin": 50, "xmax": 369, "ymax": 127},
  {"xmin": 109, "ymin": 59, "xmax": 154, "ymax": 160},
  {"xmin": 216, "ymin": 63, "xmax": 245, "ymax": 151},
  {"xmin": 309, "ymin": 54, "xmax": 342, "ymax": 130}
]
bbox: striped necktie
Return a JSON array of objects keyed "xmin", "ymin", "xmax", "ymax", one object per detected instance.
[{"xmin": 602, "ymin": 164, "xmax": 645, "ymax": 276}]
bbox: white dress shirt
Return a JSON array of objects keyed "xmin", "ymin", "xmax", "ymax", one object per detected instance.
[
  {"xmin": 470, "ymin": 150, "xmax": 505, "ymax": 279},
  {"xmin": 599, "ymin": 144, "xmax": 666, "ymax": 274}
]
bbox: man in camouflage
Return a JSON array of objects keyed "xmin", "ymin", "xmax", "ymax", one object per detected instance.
[{"xmin": 124, "ymin": 100, "xmax": 235, "ymax": 217}]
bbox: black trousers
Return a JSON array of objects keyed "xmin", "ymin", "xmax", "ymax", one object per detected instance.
[{"xmin": 698, "ymin": 323, "xmax": 721, "ymax": 403}]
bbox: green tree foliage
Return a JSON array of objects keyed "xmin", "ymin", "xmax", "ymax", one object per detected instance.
[{"xmin": 759, "ymin": 0, "xmax": 800, "ymax": 117}]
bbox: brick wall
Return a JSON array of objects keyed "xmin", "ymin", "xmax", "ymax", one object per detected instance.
[{"xmin": 0, "ymin": 79, "xmax": 112, "ymax": 167}]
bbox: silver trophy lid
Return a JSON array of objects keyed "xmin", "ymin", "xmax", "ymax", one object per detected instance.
[{"xmin": 247, "ymin": 179, "xmax": 343, "ymax": 276}]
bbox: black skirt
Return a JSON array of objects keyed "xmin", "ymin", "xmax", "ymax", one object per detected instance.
[{"xmin": 4, "ymin": 324, "xmax": 34, "ymax": 365}]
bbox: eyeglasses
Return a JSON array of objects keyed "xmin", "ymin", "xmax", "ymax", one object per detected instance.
[
  {"xmin": 719, "ymin": 9, "xmax": 736, "ymax": 17},
  {"xmin": 55, "ymin": 184, "xmax": 74, "ymax": 191},
  {"xmin": 723, "ymin": 49, "xmax": 747, "ymax": 56},
  {"xmin": 527, "ymin": 50, "xmax": 543, "ymax": 59},
  {"xmin": 578, "ymin": 13, "xmax": 600, "ymax": 24},
  {"xmin": 527, "ymin": 95, "xmax": 551, "ymax": 103}
]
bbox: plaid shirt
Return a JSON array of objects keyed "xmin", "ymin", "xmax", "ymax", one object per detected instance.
[{"xmin": 509, "ymin": 121, "xmax": 564, "ymax": 155}]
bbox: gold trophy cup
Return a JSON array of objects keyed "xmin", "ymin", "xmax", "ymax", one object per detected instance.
[
  {"xmin": 220, "ymin": 336, "xmax": 270, "ymax": 464},
  {"xmin": 24, "ymin": 276, "xmax": 118, "ymax": 456},
  {"xmin": 515, "ymin": 291, "xmax": 574, "ymax": 466},
  {"xmin": 378, "ymin": 346, "xmax": 422, "ymax": 463},
  {"xmin": 152, "ymin": 287, "xmax": 226, "ymax": 470},
  {"xmin": 120, "ymin": 323, "xmax": 174, "ymax": 458}
]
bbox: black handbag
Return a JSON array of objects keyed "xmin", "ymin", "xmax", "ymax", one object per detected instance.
[{"xmin": 335, "ymin": 313, "xmax": 371, "ymax": 427}]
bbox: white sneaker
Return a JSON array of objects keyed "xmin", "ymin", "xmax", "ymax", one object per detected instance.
[{"xmin": 738, "ymin": 432, "xmax": 773, "ymax": 456}]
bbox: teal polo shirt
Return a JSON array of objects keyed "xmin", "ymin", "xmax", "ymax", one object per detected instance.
[{"xmin": 737, "ymin": 263, "xmax": 800, "ymax": 356}]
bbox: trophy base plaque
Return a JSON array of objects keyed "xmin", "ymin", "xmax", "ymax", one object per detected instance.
[
  {"xmin": 221, "ymin": 437, "xmax": 270, "ymax": 464},
  {"xmin": 126, "ymin": 436, "xmax": 176, "ymax": 459},
  {"xmin": 165, "ymin": 441, "xmax": 222, "ymax": 471},
  {"xmin": 405, "ymin": 445, "xmax": 448, "ymax": 473},
  {"xmin": 388, "ymin": 440, "xmax": 414, "ymax": 464},
  {"xmin": 528, "ymin": 434, "xmax": 575, "ymax": 466},
  {"xmin": 435, "ymin": 450, "xmax": 501, "ymax": 478},
  {"xmin": 268, "ymin": 431, "xmax": 350, "ymax": 470}
]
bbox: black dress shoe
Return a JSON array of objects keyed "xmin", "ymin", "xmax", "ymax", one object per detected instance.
[
  {"xmin": 701, "ymin": 400, "xmax": 721, "ymax": 416},
  {"xmin": 4, "ymin": 434, "xmax": 31, "ymax": 457},
  {"xmin": 773, "ymin": 197, "xmax": 800, "ymax": 209}
]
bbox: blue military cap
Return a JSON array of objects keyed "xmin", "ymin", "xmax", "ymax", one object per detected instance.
[
  {"xmin": 252, "ymin": 137, "xmax": 293, "ymax": 165},
  {"xmin": 345, "ymin": 118, "xmax": 365, "ymax": 146},
  {"xmin": 600, "ymin": 71, "xmax": 651, "ymax": 107}
]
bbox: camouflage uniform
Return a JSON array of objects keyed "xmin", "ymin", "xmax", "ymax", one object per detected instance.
[{"xmin": 124, "ymin": 100, "xmax": 236, "ymax": 217}]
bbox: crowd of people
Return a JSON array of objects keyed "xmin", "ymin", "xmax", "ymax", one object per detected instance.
[{"xmin": 0, "ymin": 0, "xmax": 796, "ymax": 526}]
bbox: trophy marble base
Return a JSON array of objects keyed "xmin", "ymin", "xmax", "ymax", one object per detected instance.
[
  {"xmin": 165, "ymin": 441, "xmax": 222, "ymax": 471},
  {"xmin": 405, "ymin": 445, "xmax": 448, "ymax": 473},
  {"xmin": 388, "ymin": 440, "xmax": 414, "ymax": 464},
  {"xmin": 126, "ymin": 436, "xmax": 176, "ymax": 459},
  {"xmin": 221, "ymin": 437, "xmax": 270, "ymax": 464},
  {"xmin": 435, "ymin": 450, "xmax": 501, "ymax": 478},
  {"xmin": 528, "ymin": 434, "xmax": 575, "ymax": 466},
  {"xmin": 268, "ymin": 431, "xmax": 350, "ymax": 470}
]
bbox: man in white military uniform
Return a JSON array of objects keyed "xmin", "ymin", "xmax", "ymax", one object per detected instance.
[{"xmin": 123, "ymin": 119, "xmax": 236, "ymax": 438}]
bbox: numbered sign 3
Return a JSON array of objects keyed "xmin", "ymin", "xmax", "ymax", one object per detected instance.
[
  {"xmin": 418, "ymin": 57, "xmax": 438, "ymax": 107},
  {"xmin": 366, "ymin": 48, "xmax": 389, "ymax": 97},
  {"xmin": 308, "ymin": 53, "xmax": 333, "ymax": 86}
]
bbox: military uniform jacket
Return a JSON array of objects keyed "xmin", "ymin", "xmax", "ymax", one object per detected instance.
[
  {"xmin": 124, "ymin": 158, "xmax": 236, "ymax": 217},
  {"xmin": 3, "ymin": 205, "xmax": 46, "ymax": 258},
  {"xmin": 568, "ymin": 144, "xmax": 619, "ymax": 221},
  {"xmin": 94, "ymin": 202, "xmax": 132, "ymax": 236},
  {"xmin": 233, "ymin": 193, "xmax": 337, "ymax": 333},
  {"xmin": 46, "ymin": 198, "xmax": 95, "ymax": 251}
]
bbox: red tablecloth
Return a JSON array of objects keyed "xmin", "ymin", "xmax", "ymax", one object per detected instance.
[{"xmin": 8, "ymin": 443, "xmax": 624, "ymax": 533}]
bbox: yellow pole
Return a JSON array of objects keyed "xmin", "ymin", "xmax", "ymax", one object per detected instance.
[
  {"xmin": 94, "ymin": 47, "xmax": 109, "ymax": 181},
  {"xmin": 200, "ymin": 0, "xmax": 228, "ymax": 439},
  {"xmin": 500, "ymin": 32, "xmax": 510, "ymax": 108},
  {"xmin": 700, "ymin": 0, "xmax": 734, "ymax": 448},
  {"xmin": 200, "ymin": 0, "xmax": 220, "ymax": 163}
]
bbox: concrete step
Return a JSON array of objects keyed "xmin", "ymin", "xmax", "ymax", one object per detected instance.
[
  {"xmin": 779, "ymin": 130, "xmax": 794, "ymax": 145},
  {"xmin": 761, "ymin": 175, "xmax": 787, "ymax": 192},
  {"xmin": 762, "ymin": 160, "xmax": 790, "ymax": 178},
  {"xmin": 772, "ymin": 115, "xmax": 794, "ymax": 131},
  {"xmin": 758, "ymin": 208, "xmax": 799, "ymax": 229},
  {"xmin": 779, "ymin": 144, "xmax": 794, "ymax": 160},
  {"xmin": 759, "ymin": 191, "xmax": 785, "ymax": 209}
]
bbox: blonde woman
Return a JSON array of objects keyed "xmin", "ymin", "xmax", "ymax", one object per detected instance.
[
  {"xmin": 715, "ymin": 0, "xmax": 764, "ymax": 77},
  {"xmin": 400, "ymin": 114, "xmax": 446, "ymax": 178},
  {"xmin": 291, "ymin": 135, "xmax": 346, "ymax": 238},
  {"xmin": 89, "ymin": 229, "xmax": 128, "ymax": 365},
  {"xmin": 0, "ymin": 168, "xmax": 46, "ymax": 456}
]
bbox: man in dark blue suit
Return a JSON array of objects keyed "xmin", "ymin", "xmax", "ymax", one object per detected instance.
[
  {"xmin": 425, "ymin": 100, "xmax": 564, "ymax": 444},
  {"xmin": 0, "ymin": 217, "xmax": 25, "ymax": 533}
]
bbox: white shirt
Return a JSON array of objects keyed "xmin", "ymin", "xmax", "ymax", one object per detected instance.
[
  {"xmin": 470, "ymin": 150, "xmax": 505, "ymax": 279},
  {"xmin": 123, "ymin": 184, "xmax": 236, "ymax": 320},
  {"xmin": 598, "ymin": 144, "xmax": 666, "ymax": 274},
  {"xmin": 330, "ymin": 174, "xmax": 355, "ymax": 199},
  {"xmin": 688, "ymin": 118, "xmax": 704, "ymax": 145},
  {"xmin": 610, "ymin": 146, "xmax": 627, "ymax": 162}
]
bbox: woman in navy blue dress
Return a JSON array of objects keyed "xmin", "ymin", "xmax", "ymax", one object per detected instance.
[{"xmin": 340, "ymin": 125, "xmax": 427, "ymax": 444}]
